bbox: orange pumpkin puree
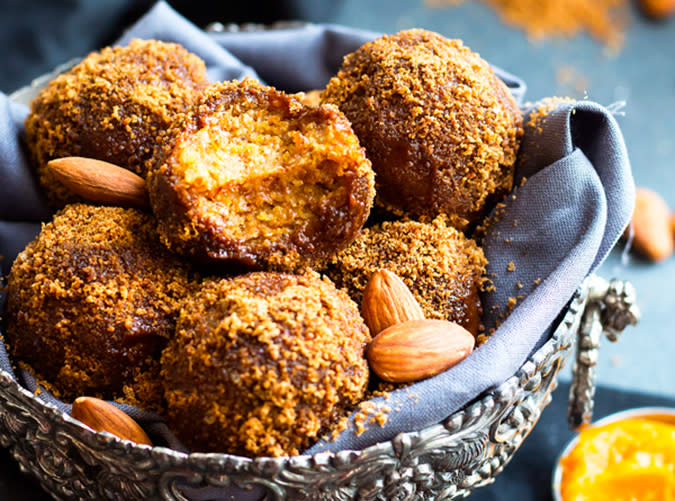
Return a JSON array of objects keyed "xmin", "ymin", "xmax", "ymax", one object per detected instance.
[{"xmin": 560, "ymin": 417, "xmax": 675, "ymax": 500}]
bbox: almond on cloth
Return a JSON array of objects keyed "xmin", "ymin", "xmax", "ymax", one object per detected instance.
[
  {"xmin": 629, "ymin": 187, "xmax": 674, "ymax": 262},
  {"xmin": 361, "ymin": 269, "xmax": 425, "ymax": 335},
  {"xmin": 71, "ymin": 396, "xmax": 152, "ymax": 446},
  {"xmin": 366, "ymin": 319, "xmax": 475, "ymax": 383}
]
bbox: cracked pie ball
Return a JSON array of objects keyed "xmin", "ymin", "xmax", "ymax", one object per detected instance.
[
  {"xmin": 160, "ymin": 271, "xmax": 371, "ymax": 457},
  {"xmin": 147, "ymin": 78, "xmax": 375, "ymax": 271},
  {"xmin": 322, "ymin": 29, "xmax": 523, "ymax": 229}
]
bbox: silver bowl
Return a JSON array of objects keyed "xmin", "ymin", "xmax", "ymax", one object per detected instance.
[
  {"xmin": 0, "ymin": 275, "xmax": 639, "ymax": 500},
  {"xmin": 3, "ymin": 39, "xmax": 640, "ymax": 499}
]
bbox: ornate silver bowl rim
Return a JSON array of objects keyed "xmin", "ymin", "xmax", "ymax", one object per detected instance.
[
  {"xmin": 0, "ymin": 283, "xmax": 579, "ymax": 499},
  {"xmin": 0, "ymin": 273, "xmax": 638, "ymax": 500}
]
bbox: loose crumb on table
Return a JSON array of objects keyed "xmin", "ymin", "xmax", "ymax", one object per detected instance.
[{"xmin": 425, "ymin": 0, "xmax": 629, "ymax": 50}]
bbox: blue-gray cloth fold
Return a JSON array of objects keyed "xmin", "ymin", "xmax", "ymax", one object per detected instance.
[{"xmin": 0, "ymin": 1, "xmax": 634, "ymax": 499}]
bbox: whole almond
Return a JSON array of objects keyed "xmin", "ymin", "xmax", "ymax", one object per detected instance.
[
  {"xmin": 366, "ymin": 319, "xmax": 475, "ymax": 383},
  {"xmin": 640, "ymin": 0, "xmax": 675, "ymax": 19},
  {"xmin": 47, "ymin": 157, "xmax": 149, "ymax": 209},
  {"xmin": 361, "ymin": 269, "xmax": 425, "ymax": 335},
  {"xmin": 71, "ymin": 396, "xmax": 152, "ymax": 446},
  {"xmin": 630, "ymin": 187, "xmax": 674, "ymax": 262}
]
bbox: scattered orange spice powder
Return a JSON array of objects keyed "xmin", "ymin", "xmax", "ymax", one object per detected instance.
[{"xmin": 425, "ymin": 0, "xmax": 630, "ymax": 50}]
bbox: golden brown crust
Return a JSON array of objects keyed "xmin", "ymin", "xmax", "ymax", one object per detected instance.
[
  {"xmin": 325, "ymin": 217, "xmax": 488, "ymax": 337},
  {"xmin": 148, "ymin": 78, "xmax": 375, "ymax": 271},
  {"xmin": 161, "ymin": 271, "xmax": 371, "ymax": 456},
  {"xmin": 322, "ymin": 29, "xmax": 523, "ymax": 229},
  {"xmin": 24, "ymin": 39, "xmax": 209, "ymax": 206},
  {"xmin": 5, "ymin": 204, "xmax": 194, "ymax": 405}
]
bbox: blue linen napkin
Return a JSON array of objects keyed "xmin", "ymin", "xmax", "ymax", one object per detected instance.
[{"xmin": 0, "ymin": 1, "xmax": 635, "ymax": 498}]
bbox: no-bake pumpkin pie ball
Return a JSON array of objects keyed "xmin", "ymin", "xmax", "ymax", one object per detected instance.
[
  {"xmin": 161, "ymin": 270, "xmax": 371, "ymax": 457},
  {"xmin": 326, "ymin": 217, "xmax": 488, "ymax": 337},
  {"xmin": 5, "ymin": 204, "xmax": 193, "ymax": 403},
  {"xmin": 322, "ymin": 29, "xmax": 523, "ymax": 230},
  {"xmin": 147, "ymin": 77, "xmax": 375, "ymax": 271},
  {"xmin": 24, "ymin": 38, "xmax": 210, "ymax": 205}
]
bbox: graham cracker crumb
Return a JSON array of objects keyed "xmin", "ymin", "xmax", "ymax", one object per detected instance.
[
  {"xmin": 352, "ymin": 399, "xmax": 393, "ymax": 435},
  {"xmin": 525, "ymin": 97, "xmax": 576, "ymax": 133},
  {"xmin": 476, "ymin": 333, "xmax": 490, "ymax": 346}
]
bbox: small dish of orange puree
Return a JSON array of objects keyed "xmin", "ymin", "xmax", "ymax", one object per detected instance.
[{"xmin": 552, "ymin": 407, "xmax": 675, "ymax": 501}]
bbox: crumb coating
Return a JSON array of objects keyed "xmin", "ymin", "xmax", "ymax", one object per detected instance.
[
  {"xmin": 322, "ymin": 29, "xmax": 523, "ymax": 229},
  {"xmin": 326, "ymin": 218, "xmax": 488, "ymax": 336},
  {"xmin": 5, "ymin": 204, "xmax": 193, "ymax": 403},
  {"xmin": 147, "ymin": 78, "xmax": 375, "ymax": 271},
  {"xmin": 24, "ymin": 38, "xmax": 209, "ymax": 205},
  {"xmin": 161, "ymin": 271, "xmax": 371, "ymax": 456}
]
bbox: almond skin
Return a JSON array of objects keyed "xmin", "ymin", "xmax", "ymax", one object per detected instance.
[
  {"xmin": 630, "ymin": 187, "xmax": 674, "ymax": 262},
  {"xmin": 366, "ymin": 319, "xmax": 475, "ymax": 383},
  {"xmin": 640, "ymin": 0, "xmax": 675, "ymax": 19},
  {"xmin": 71, "ymin": 396, "xmax": 152, "ymax": 446},
  {"xmin": 46, "ymin": 157, "xmax": 149, "ymax": 209},
  {"xmin": 361, "ymin": 269, "xmax": 425, "ymax": 335}
]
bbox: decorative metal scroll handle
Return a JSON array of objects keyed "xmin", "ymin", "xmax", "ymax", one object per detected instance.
[{"xmin": 568, "ymin": 276, "xmax": 640, "ymax": 430}]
